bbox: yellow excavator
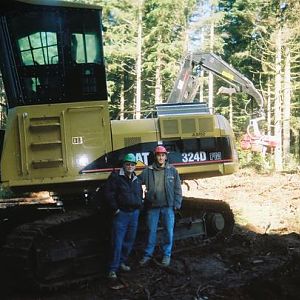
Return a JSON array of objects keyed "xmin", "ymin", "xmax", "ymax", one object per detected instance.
[{"xmin": 0, "ymin": 0, "xmax": 264, "ymax": 290}]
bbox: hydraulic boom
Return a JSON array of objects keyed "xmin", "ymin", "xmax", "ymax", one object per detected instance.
[{"xmin": 167, "ymin": 52, "xmax": 264, "ymax": 117}]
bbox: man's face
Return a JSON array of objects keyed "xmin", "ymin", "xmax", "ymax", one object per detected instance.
[
  {"xmin": 156, "ymin": 153, "xmax": 167, "ymax": 166},
  {"xmin": 123, "ymin": 162, "xmax": 136, "ymax": 175}
]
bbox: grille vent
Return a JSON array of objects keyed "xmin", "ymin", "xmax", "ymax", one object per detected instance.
[
  {"xmin": 162, "ymin": 120, "xmax": 179, "ymax": 135},
  {"xmin": 181, "ymin": 118, "xmax": 196, "ymax": 133},
  {"xmin": 198, "ymin": 117, "xmax": 214, "ymax": 132},
  {"xmin": 124, "ymin": 136, "xmax": 141, "ymax": 147}
]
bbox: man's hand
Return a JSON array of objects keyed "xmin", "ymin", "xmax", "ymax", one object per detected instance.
[{"xmin": 114, "ymin": 209, "xmax": 120, "ymax": 215}]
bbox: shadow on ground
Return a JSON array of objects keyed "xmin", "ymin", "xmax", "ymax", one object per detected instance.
[{"xmin": 0, "ymin": 225, "xmax": 300, "ymax": 300}]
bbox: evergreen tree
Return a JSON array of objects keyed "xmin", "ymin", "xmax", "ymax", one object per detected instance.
[
  {"xmin": 218, "ymin": 0, "xmax": 300, "ymax": 168},
  {"xmin": 142, "ymin": 0, "xmax": 197, "ymax": 108}
]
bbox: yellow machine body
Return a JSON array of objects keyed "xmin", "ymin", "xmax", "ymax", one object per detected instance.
[{"xmin": 1, "ymin": 100, "xmax": 238, "ymax": 194}]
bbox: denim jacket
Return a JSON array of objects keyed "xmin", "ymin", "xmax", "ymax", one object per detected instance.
[{"xmin": 139, "ymin": 163, "xmax": 182, "ymax": 209}]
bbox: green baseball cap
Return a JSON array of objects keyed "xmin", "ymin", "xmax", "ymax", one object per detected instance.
[{"xmin": 123, "ymin": 153, "xmax": 136, "ymax": 164}]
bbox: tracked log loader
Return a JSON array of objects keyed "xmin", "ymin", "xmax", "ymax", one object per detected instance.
[{"xmin": 0, "ymin": 0, "xmax": 264, "ymax": 290}]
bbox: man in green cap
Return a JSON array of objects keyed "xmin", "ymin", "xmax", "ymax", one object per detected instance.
[{"xmin": 105, "ymin": 153, "xmax": 143, "ymax": 280}]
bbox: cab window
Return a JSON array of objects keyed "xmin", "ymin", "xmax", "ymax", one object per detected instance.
[{"xmin": 18, "ymin": 32, "xmax": 58, "ymax": 66}]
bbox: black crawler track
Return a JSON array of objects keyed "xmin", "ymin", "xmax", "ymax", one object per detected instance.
[
  {"xmin": 181, "ymin": 197, "xmax": 235, "ymax": 237},
  {"xmin": 1, "ymin": 208, "xmax": 108, "ymax": 290},
  {"xmin": 0, "ymin": 197, "xmax": 234, "ymax": 290},
  {"xmin": 173, "ymin": 197, "xmax": 235, "ymax": 252}
]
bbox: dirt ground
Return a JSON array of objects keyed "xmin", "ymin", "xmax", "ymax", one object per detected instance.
[{"xmin": 1, "ymin": 169, "xmax": 300, "ymax": 299}]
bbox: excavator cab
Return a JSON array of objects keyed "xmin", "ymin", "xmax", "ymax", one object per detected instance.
[
  {"xmin": 0, "ymin": 1, "xmax": 107, "ymax": 107},
  {"xmin": 0, "ymin": 1, "xmax": 114, "ymax": 194}
]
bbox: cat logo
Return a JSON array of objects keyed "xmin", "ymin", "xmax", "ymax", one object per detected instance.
[{"xmin": 135, "ymin": 152, "xmax": 150, "ymax": 166}]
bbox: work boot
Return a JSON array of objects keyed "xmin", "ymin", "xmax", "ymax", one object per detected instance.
[
  {"xmin": 107, "ymin": 271, "xmax": 117, "ymax": 279},
  {"xmin": 120, "ymin": 263, "xmax": 131, "ymax": 272},
  {"xmin": 161, "ymin": 256, "xmax": 170, "ymax": 266},
  {"xmin": 139, "ymin": 256, "xmax": 151, "ymax": 266}
]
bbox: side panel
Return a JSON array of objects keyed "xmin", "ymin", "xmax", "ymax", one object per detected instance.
[
  {"xmin": 0, "ymin": 101, "xmax": 112, "ymax": 192},
  {"xmin": 111, "ymin": 118, "xmax": 158, "ymax": 151},
  {"xmin": 81, "ymin": 114, "xmax": 238, "ymax": 180},
  {"xmin": 67, "ymin": 104, "xmax": 111, "ymax": 174}
]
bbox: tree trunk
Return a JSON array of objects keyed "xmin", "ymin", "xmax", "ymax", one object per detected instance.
[
  {"xmin": 120, "ymin": 69, "xmax": 125, "ymax": 120},
  {"xmin": 183, "ymin": 3, "xmax": 189, "ymax": 53},
  {"xmin": 274, "ymin": 27, "xmax": 283, "ymax": 171},
  {"xmin": 199, "ymin": 70, "xmax": 204, "ymax": 102},
  {"xmin": 267, "ymin": 77, "xmax": 271, "ymax": 135},
  {"xmin": 283, "ymin": 45, "xmax": 291, "ymax": 165},
  {"xmin": 135, "ymin": 0, "xmax": 143, "ymax": 119},
  {"xmin": 155, "ymin": 47, "xmax": 162, "ymax": 104},
  {"xmin": 208, "ymin": 20, "xmax": 214, "ymax": 112},
  {"xmin": 229, "ymin": 95, "xmax": 233, "ymax": 127},
  {"xmin": 298, "ymin": 129, "xmax": 300, "ymax": 161}
]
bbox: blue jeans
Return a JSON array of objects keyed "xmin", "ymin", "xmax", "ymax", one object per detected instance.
[
  {"xmin": 109, "ymin": 209, "xmax": 139, "ymax": 272},
  {"xmin": 144, "ymin": 207, "xmax": 175, "ymax": 258}
]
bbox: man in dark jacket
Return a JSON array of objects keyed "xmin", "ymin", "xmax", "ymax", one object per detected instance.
[
  {"xmin": 139, "ymin": 145, "xmax": 182, "ymax": 267},
  {"xmin": 105, "ymin": 153, "xmax": 143, "ymax": 280}
]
